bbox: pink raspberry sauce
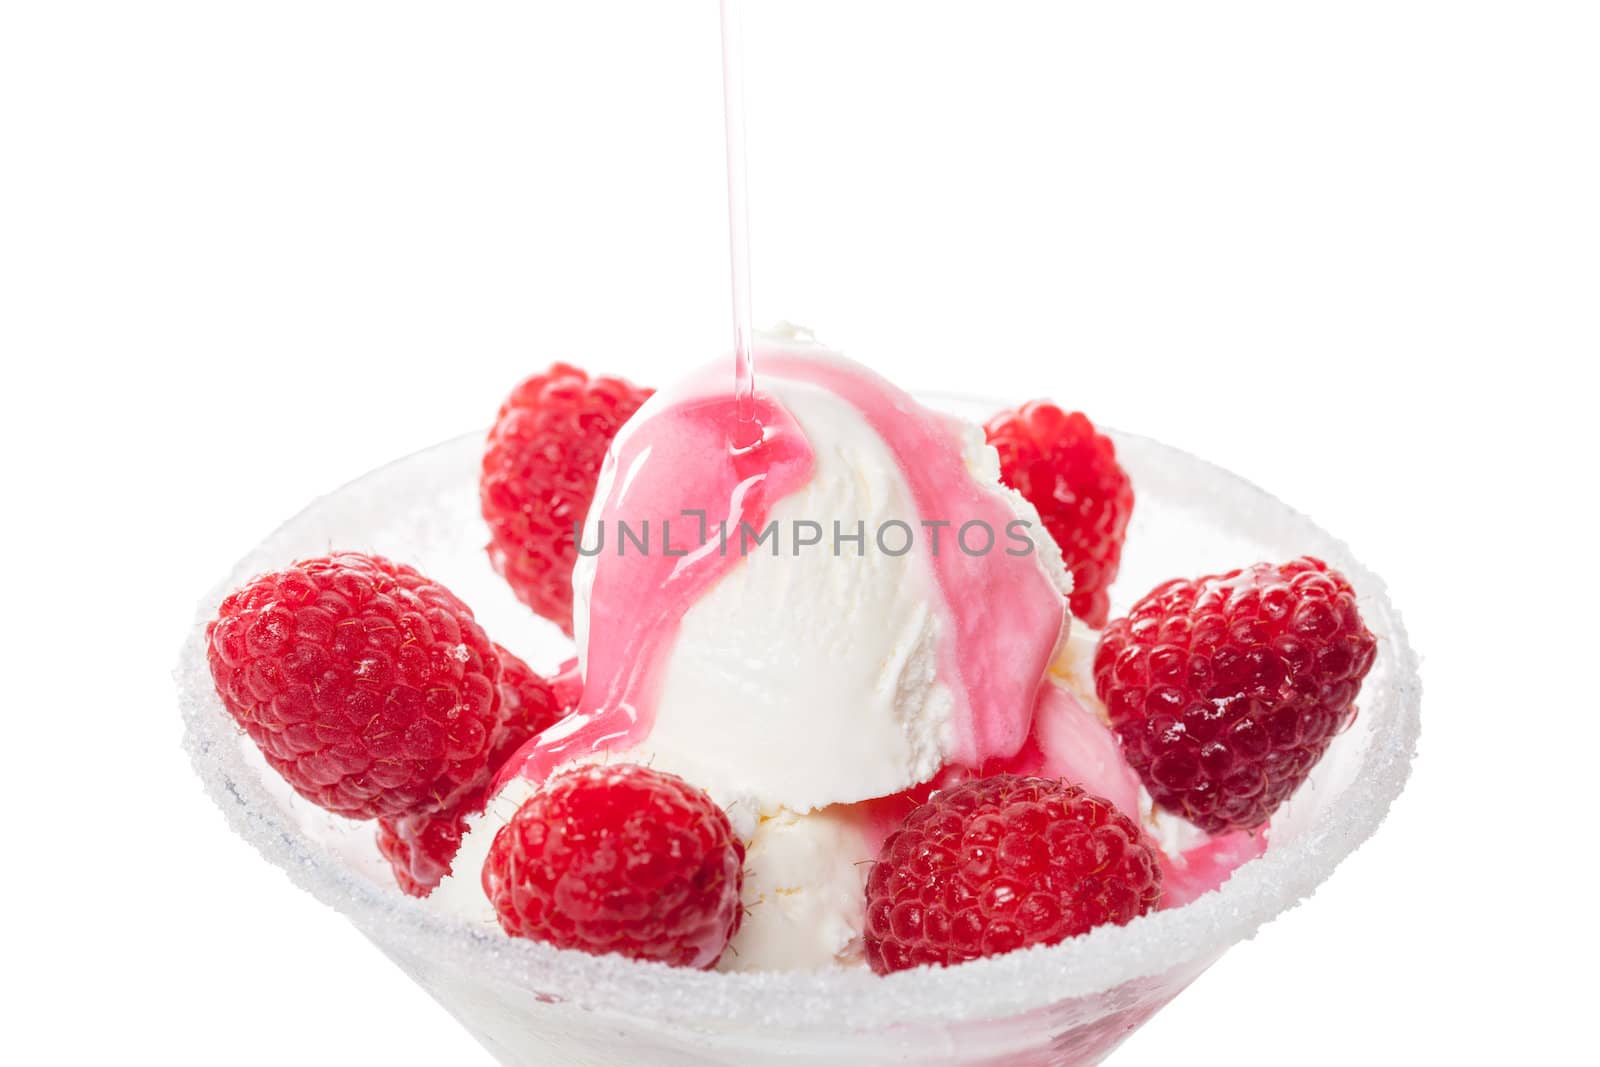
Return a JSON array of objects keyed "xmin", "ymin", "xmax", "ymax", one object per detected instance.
[
  {"xmin": 494, "ymin": 382, "xmax": 813, "ymax": 790},
  {"xmin": 762, "ymin": 351, "xmax": 1068, "ymax": 767}
]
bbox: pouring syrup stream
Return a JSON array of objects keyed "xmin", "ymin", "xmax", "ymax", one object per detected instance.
[{"xmin": 719, "ymin": 0, "xmax": 760, "ymax": 449}]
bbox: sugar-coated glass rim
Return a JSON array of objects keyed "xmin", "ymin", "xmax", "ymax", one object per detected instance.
[{"xmin": 177, "ymin": 403, "xmax": 1420, "ymax": 1032}]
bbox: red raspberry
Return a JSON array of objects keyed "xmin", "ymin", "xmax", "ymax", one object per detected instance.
[
  {"xmin": 206, "ymin": 552, "xmax": 502, "ymax": 820},
  {"xmin": 376, "ymin": 808, "xmax": 469, "ymax": 898},
  {"xmin": 864, "ymin": 775, "xmax": 1162, "ymax": 975},
  {"xmin": 482, "ymin": 764, "xmax": 744, "ymax": 969},
  {"xmin": 481, "ymin": 364, "xmax": 652, "ymax": 633},
  {"xmin": 985, "ymin": 403, "xmax": 1133, "ymax": 627},
  {"xmin": 377, "ymin": 644, "xmax": 574, "ymax": 896},
  {"xmin": 1094, "ymin": 557, "xmax": 1378, "ymax": 834}
]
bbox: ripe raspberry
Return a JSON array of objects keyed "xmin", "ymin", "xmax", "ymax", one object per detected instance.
[
  {"xmin": 483, "ymin": 764, "xmax": 744, "ymax": 969},
  {"xmin": 376, "ymin": 808, "xmax": 470, "ymax": 897},
  {"xmin": 377, "ymin": 644, "xmax": 573, "ymax": 896},
  {"xmin": 864, "ymin": 775, "xmax": 1162, "ymax": 974},
  {"xmin": 1094, "ymin": 557, "xmax": 1378, "ymax": 834},
  {"xmin": 206, "ymin": 552, "xmax": 502, "ymax": 820},
  {"xmin": 481, "ymin": 364, "xmax": 652, "ymax": 633},
  {"xmin": 985, "ymin": 403, "xmax": 1133, "ymax": 628}
]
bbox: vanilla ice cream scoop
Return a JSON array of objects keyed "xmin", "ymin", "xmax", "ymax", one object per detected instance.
[
  {"xmin": 571, "ymin": 367, "xmax": 954, "ymax": 810},
  {"xmin": 498, "ymin": 337, "xmax": 1072, "ymax": 815}
]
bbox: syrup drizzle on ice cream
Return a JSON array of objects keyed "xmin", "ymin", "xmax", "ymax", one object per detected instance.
[
  {"xmin": 492, "ymin": 381, "xmax": 812, "ymax": 791},
  {"xmin": 762, "ymin": 351, "xmax": 1066, "ymax": 767}
]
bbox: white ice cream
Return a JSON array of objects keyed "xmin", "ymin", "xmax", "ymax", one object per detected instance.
[
  {"xmin": 428, "ymin": 776, "xmax": 533, "ymax": 928},
  {"xmin": 570, "ymin": 350, "xmax": 1069, "ymax": 817},
  {"xmin": 572, "ymin": 375, "xmax": 942, "ymax": 813},
  {"xmin": 718, "ymin": 806, "xmax": 877, "ymax": 973}
]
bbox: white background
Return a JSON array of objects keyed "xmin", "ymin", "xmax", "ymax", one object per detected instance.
[{"xmin": 3, "ymin": 1, "xmax": 1596, "ymax": 1063}]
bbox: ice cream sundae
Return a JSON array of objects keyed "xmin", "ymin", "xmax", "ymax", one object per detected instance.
[{"xmin": 203, "ymin": 330, "xmax": 1377, "ymax": 980}]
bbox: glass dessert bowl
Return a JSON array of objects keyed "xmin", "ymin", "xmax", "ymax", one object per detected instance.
[{"xmin": 178, "ymin": 392, "xmax": 1419, "ymax": 1067}]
